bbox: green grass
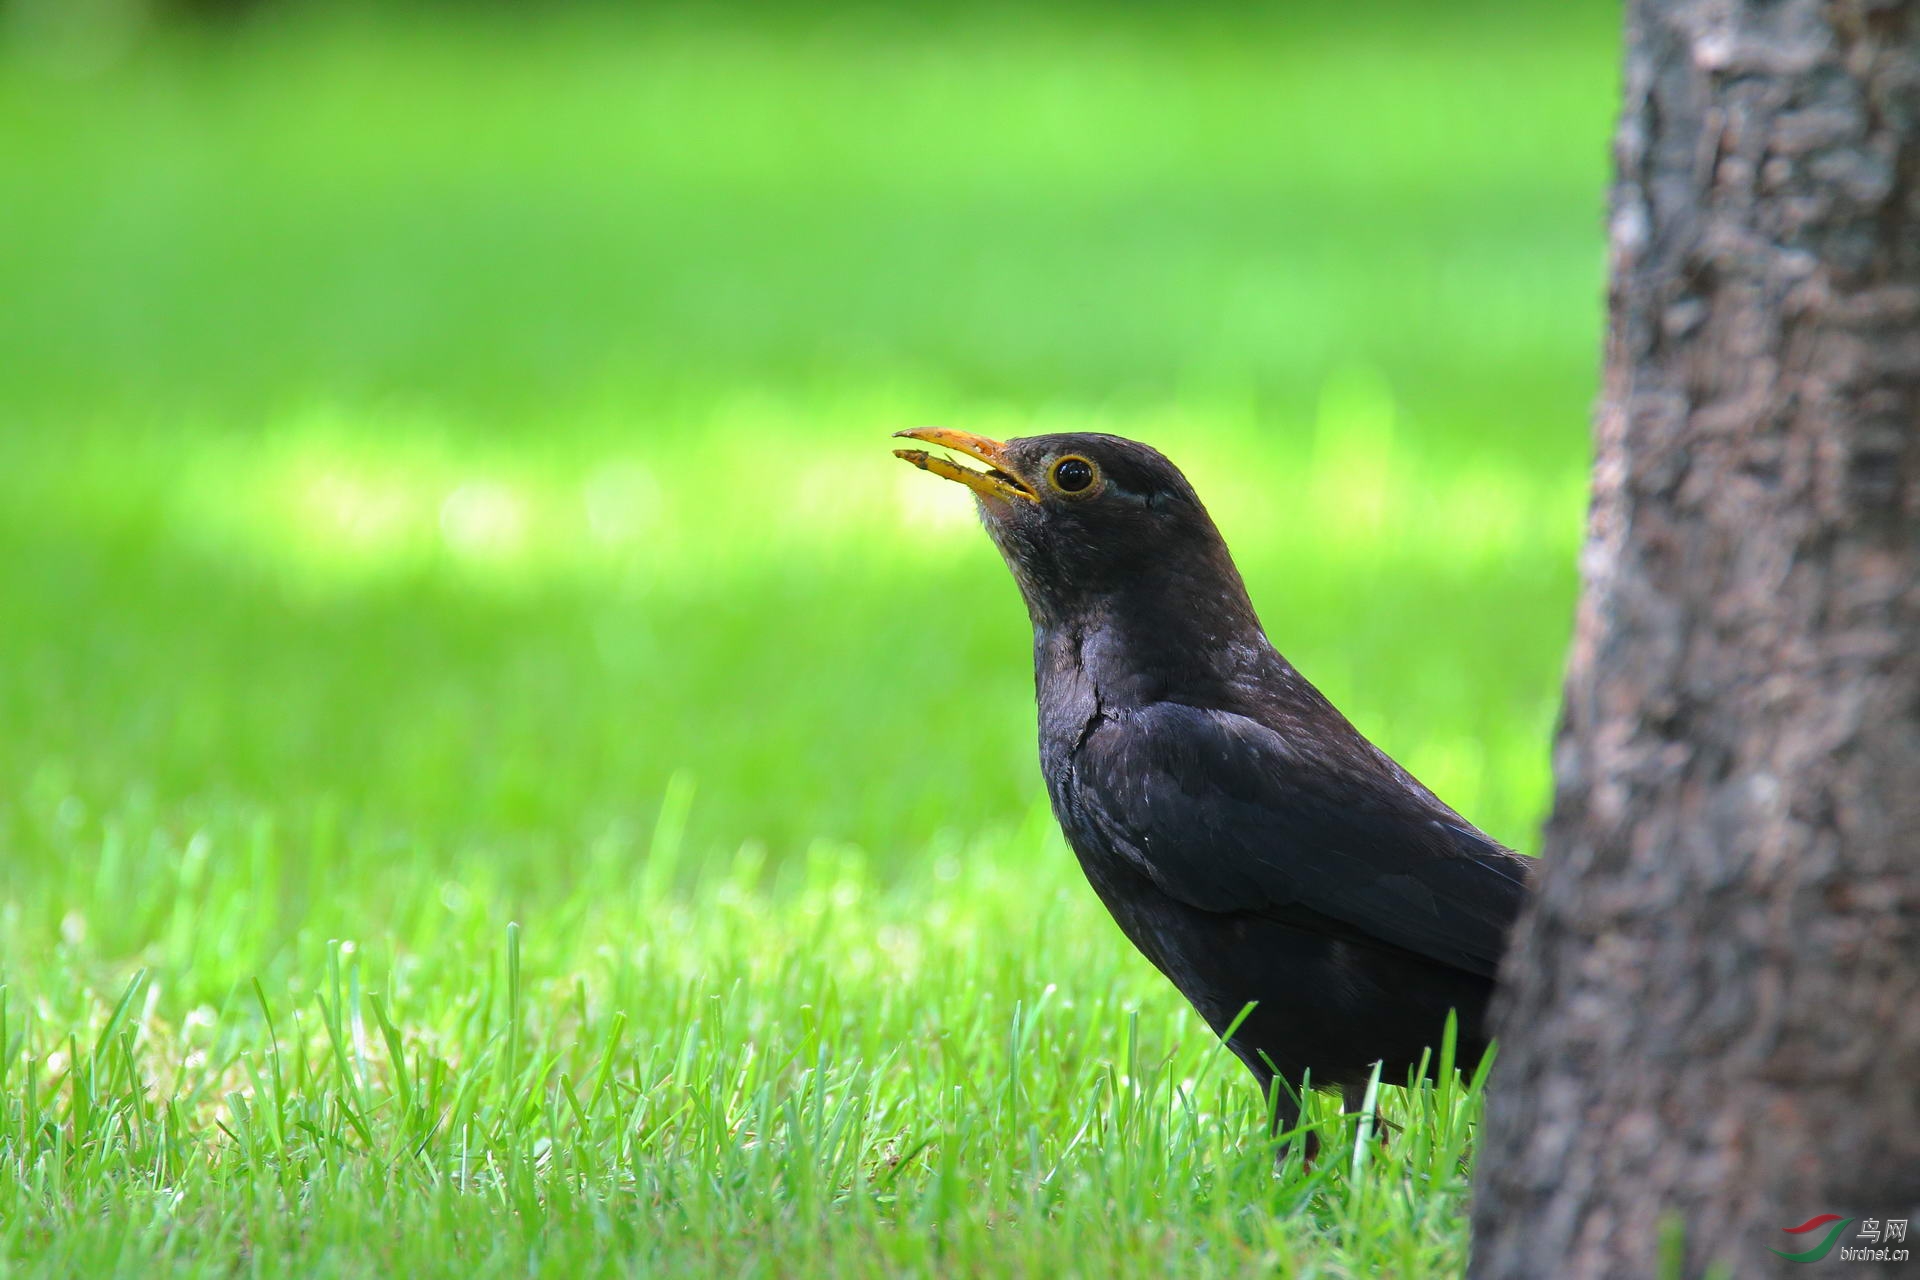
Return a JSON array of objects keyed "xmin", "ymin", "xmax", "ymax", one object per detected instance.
[{"xmin": 0, "ymin": 3, "xmax": 1612, "ymax": 1274}]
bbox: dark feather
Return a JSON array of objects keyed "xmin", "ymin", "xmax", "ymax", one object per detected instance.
[{"xmin": 1070, "ymin": 702, "xmax": 1530, "ymax": 978}]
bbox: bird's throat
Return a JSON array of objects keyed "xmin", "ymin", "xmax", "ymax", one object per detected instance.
[{"xmin": 1032, "ymin": 594, "xmax": 1272, "ymax": 715}]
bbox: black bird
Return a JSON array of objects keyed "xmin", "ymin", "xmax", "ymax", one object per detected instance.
[{"xmin": 893, "ymin": 428, "xmax": 1531, "ymax": 1152}]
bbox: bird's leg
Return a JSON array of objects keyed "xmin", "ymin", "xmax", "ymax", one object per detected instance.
[
  {"xmin": 1264, "ymin": 1072, "xmax": 1319, "ymax": 1168},
  {"xmin": 1340, "ymin": 1083, "xmax": 1401, "ymax": 1150},
  {"xmin": 1298, "ymin": 1127, "xmax": 1322, "ymax": 1169}
]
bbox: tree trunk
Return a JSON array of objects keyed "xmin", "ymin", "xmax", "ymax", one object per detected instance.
[{"xmin": 1471, "ymin": 2, "xmax": 1920, "ymax": 1277}]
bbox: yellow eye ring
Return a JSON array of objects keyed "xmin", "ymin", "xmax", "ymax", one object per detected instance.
[{"xmin": 1048, "ymin": 455, "xmax": 1100, "ymax": 497}]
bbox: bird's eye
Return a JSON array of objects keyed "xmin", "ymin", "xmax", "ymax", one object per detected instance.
[{"xmin": 1049, "ymin": 456, "xmax": 1098, "ymax": 495}]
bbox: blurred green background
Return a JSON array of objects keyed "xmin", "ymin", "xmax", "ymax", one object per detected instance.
[
  {"xmin": 0, "ymin": 2, "xmax": 1611, "ymax": 1269},
  {"xmin": 3, "ymin": 0, "xmax": 1607, "ymax": 892}
]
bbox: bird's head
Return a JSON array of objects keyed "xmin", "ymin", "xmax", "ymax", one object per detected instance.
[{"xmin": 893, "ymin": 428, "xmax": 1257, "ymax": 637}]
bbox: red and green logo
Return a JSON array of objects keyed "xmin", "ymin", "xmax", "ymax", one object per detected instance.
[{"xmin": 1770, "ymin": 1214, "xmax": 1855, "ymax": 1263}]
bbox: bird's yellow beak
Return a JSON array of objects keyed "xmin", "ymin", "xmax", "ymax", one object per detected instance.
[{"xmin": 891, "ymin": 428, "xmax": 1039, "ymax": 504}]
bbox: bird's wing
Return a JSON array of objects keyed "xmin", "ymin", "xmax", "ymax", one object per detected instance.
[{"xmin": 1072, "ymin": 702, "xmax": 1531, "ymax": 977}]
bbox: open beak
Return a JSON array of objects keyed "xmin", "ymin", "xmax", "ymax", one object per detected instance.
[{"xmin": 892, "ymin": 428, "xmax": 1039, "ymax": 504}]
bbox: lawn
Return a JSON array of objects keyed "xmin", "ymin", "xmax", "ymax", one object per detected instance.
[{"xmin": 0, "ymin": 3, "xmax": 1613, "ymax": 1274}]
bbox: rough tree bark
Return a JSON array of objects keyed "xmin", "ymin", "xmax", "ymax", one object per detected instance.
[{"xmin": 1471, "ymin": 2, "xmax": 1920, "ymax": 1277}]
